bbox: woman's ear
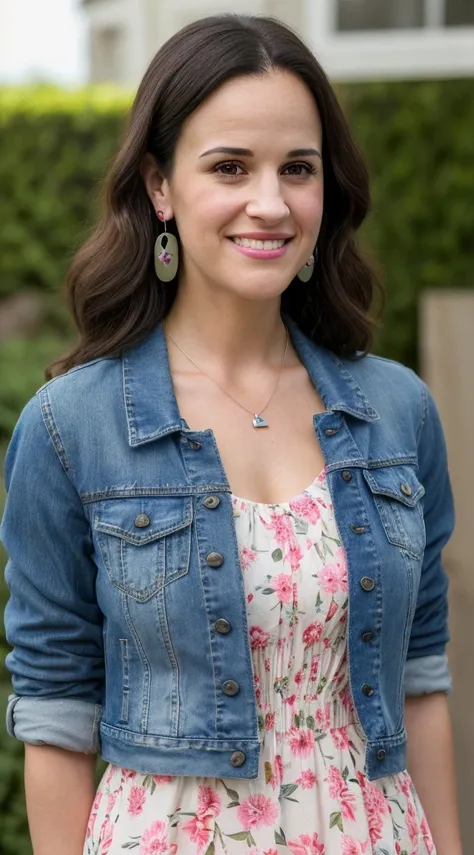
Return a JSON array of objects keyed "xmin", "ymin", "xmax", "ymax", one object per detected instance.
[{"xmin": 141, "ymin": 153, "xmax": 173, "ymax": 221}]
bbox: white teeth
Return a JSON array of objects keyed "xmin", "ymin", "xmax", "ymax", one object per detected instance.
[{"xmin": 232, "ymin": 237, "xmax": 287, "ymax": 250}]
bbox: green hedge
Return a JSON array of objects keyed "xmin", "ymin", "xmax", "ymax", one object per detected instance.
[
  {"xmin": 342, "ymin": 79, "xmax": 474, "ymax": 368},
  {"xmin": 0, "ymin": 85, "xmax": 131, "ymax": 301},
  {"xmin": 0, "ymin": 78, "xmax": 473, "ymax": 854}
]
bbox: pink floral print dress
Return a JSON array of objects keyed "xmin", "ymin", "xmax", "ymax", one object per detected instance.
[{"xmin": 84, "ymin": 467, "xmax": 436, "ymax": 855}]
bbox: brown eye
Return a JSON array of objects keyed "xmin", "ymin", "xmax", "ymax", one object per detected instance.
[
  {"xmin": 213, "ymin": 162, "xmax": 245, "ymax": 176},
  {"xmin": 283, "ymin": 162, "xmax": 318, "ymax": 176}
]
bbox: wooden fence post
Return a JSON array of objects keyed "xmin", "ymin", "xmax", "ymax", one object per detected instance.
[{"xmin": 420, "ymin": 290, "xmax": 474, "ymax": 849}]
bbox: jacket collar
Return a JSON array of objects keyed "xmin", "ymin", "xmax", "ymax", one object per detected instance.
[{"xmin": 122, "ymin": 316, "xmax": 379, "ymax": 447}]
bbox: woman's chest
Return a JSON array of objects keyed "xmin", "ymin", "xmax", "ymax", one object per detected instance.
[{"xmin": 171, "ymin": 366, "xmax": 328, "ymax": 504}]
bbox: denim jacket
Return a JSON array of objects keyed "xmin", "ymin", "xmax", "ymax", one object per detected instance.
[{"xmin": 1, "ymin": 317, "xmax": 454, "ymax": 781}]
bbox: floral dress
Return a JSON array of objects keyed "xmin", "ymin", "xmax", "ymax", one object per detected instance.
[{"xmin": 84, "ymin": 467, "xmax": 435, "ymax": 855}]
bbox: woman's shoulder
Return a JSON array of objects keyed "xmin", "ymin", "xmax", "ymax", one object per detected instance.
[
  {"xmin": 10, "ymin": 354, "xmax": 124, "ymax": 461},
  {"xmin": 36, "ymin": 353, "xmax": 123, "ymax": 417},
  {"xmin": 339, "ymin": 350, "xmax": 430, "ymax": 437}
]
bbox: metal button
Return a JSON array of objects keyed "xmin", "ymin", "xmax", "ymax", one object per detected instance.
[
  {"xmin": 376, "ymin": 749, "xmax": 386, "ymax": 761},
  {"xmin": 187, "ymin": 439, "xmax": 202, "ymax": 450},
  {"xmin": 324, "ymin": 428, "xmax": 338, "ymax": 436},
  {"xmin": 361, "ymin": 630, "xmax": 374, "ymax": 643},
  {"xmin": 230, "ymin": 750, "xmax": 246, "ymax": 767},
  {"xmin": 222, "ymin": 680, "xmax": 240, "ymax": 696},
  {"xmin": 134, "ymin": 513, "xmax": 150, "ymax": 528},
  {"xmin": 400, "ymin": 483, "xmax": 412, "ymax": 496},
  {"xmin": 360, "ymin": 576, "xmax": 376, "ymax": 592},
  {"xmin": 342, "ymin": 471, "xmax": 352, "ymax": 482},
  {"xmin": 362, "ymin": 684, "xmax": 374, "ymax": 697},
  {"xmin": 206, "ymin": 552, "xmax": 224, "ymax": 568},
  {"xmin": 203, "ymin": 496, "xmax": 220, "ymax": 510},
  {"xmin": 215, "ymin": 619, "xmax": 231, "ymax": 634},
  {"xmin": 350, "ymin": 523, "xmax": 366, "ymax": 534}
]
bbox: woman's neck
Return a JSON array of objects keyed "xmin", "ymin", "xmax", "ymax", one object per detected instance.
[{"xmin": 164, "ymin": 292, "xmax": 289, "ymax": 374}]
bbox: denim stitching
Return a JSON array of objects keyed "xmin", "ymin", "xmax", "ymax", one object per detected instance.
[
  {"xmin": 40, "ymin": 388, "xmax": 75, "ymax": 481},
  {"xmin": 123, "ymin": 594, "xmax": 151, "ymax": 733},
  {"xmin": 416, "ymin": 381, "xmax": 428, "ymax": 446},
  {"xmin": 119, "ymin": 638, "xmax": 130, "ymax": 723},
  {"xmin": 79, "ymin": 460, "xmax": 420, "ymax": 503},
  {"xmin": 155, "ymin": 585, "xmax": 181, "ymax": 737},
  {"xmin": 192, "ymin": 502, "xmax": 218, "ymax": 734}
]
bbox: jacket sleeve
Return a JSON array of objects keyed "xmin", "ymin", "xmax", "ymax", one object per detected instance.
[
  {"xmin": 404, "ymin": 379, "xmax": 455, "ymax": 696},
  {"xmin": 1, "ymin": 392, "xmax": 104, "ymax": 752}
]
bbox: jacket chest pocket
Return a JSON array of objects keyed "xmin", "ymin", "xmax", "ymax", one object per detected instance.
[
  {"xmin": 93, "ymin": 497, "xmax": 193, "ymax": 601},
  {"xmin": 363, "ymin": 466, "xmax": 426, "ymax": 560}
]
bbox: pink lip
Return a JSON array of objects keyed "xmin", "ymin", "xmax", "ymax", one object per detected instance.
[{"xmin": 228, "ymin": 236, "xmax": 293, "ymax": 260}]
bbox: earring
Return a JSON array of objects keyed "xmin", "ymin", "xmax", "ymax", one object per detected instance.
[
  {"xmin": 297, "ymin": 246, "xmax": 317, "ymax": 283},
  {"xmin": 154, "ymin": 211, "xmax": 179, "ymax": 282}
]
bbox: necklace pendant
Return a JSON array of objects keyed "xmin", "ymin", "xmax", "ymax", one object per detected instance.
[{"xmin": 253, "ymin": 414, "xmax": 269, "ymax": 429}]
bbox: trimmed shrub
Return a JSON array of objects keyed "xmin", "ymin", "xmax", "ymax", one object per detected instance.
[{"xmin": 343, "ymin": 79, "xmax": 474, "ymax": 367}]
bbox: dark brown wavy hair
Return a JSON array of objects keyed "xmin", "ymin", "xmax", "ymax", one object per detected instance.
[{"xmin": 48, "ymin": 13, "xmax": 383, "ymax": 378}]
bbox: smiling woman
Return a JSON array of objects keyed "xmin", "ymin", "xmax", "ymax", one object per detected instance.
[
  {"xmin": 46, "ymin": 14, "xmax": 380, "ymax": 378},
  {"xmin": 1, "ymin": 12, "xmax": 461, "ymax": 855}
]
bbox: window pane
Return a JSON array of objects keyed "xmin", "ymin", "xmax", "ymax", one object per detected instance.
[
  {"xmin": 337, "ymin": 0, "xmax": 424, "ymax": 31},
  {"xmin": 445, "ymin": 0, "xmax": 474, "ymax": 25}
]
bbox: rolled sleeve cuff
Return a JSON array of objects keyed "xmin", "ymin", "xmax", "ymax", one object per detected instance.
[
  {"xmin": 404, "ymin": 653, "xmax": 452, "ymax": 696},
  {"xmin": 6, "ymin": 695, "xmax": 102, "ymax": 754}
]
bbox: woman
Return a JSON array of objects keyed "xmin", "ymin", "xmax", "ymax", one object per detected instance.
[{"xmin": 1, "ymin": 14, "xmax": 462, "ymax": 855}]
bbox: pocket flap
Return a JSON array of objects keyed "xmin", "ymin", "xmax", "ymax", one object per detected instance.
[
  {"xmin": 93, "ymin": 496, "xmax": 193, "ymax": 545},
  {"xmin": 363, "ymin": 466, "xmax": 425, "ymax": 508}
]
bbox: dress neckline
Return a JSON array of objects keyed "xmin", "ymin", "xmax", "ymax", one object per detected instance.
[{"xmin": 231, "ymin": 465, "xmax": 327, "ymax": 509}]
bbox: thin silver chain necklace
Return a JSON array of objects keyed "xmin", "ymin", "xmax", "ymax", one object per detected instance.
[{"xmin": 164, "ymin": 325, "xmax": 289, "ymax": 429}]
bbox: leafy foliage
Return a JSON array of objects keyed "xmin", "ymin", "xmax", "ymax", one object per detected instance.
[{"xmin": 342, "ymin": 78, "xmax": 474, "ymax": 367}]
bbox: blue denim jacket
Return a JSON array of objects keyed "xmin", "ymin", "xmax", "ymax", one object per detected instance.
[{"xmin": 1, "ymin": 317, "xmax": 454, "ymax": 781}]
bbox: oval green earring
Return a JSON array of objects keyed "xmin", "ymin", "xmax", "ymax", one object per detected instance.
[
  {"xmin": 154, "ymin": 212, "xmax": 179, "ymax": 283},
  {"xmin": 297, "ymin": 248, "xmax": 316, "ymax": 283}
]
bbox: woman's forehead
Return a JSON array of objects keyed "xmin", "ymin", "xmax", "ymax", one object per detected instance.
[{"xmin": 179, "ymin": 71, "xmax": 322, "ymax": 155}]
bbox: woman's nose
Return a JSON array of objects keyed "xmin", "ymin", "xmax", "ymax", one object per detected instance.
[{"xmin": 245, "ymin": 177, "xmax": 290, "ymax": 224}]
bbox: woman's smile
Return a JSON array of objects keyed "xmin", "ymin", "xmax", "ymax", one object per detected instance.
[{"xmin": 229, "ymin": 234, "xmax": 294, "ymax": 259}]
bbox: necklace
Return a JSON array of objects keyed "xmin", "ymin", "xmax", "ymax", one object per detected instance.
[{"xmin": 165, "ymin": 324, "xmax": 289, "ymax": 429}]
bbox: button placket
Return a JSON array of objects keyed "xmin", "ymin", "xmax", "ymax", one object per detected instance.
[
  {"xmin": 222, "ymin": 680, "xmax": 239, "ymax": 696},
  {"xmin": 187, "ymin": 438, "xmax": 202, "ymax": 450},
  {"xmin": 215, "ymin": 619, "xmax": 231, "ymax": 634},
  {"xmin": 230, "ymin": 751, "xmax": 246, "ymax": 767},
  {"xmin": 203, "ymin": 496, "xmax": 220, "ymax": 510},
  {"xmin": 350, "ymin": 523, "xmax": 366, "ymax": 534},
  {"xmin": 134, "ymin": 513, "xmax": 150, "ymax": 528},
  {"xmin": 206, "ymin": 552, "xmax": 224, "ymax": 568}
]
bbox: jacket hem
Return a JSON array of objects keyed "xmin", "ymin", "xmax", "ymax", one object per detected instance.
[
  {"xmin": 365, "ymin": 729, "xmax": 407, "ymax": 780},
  {"xmin": 100, "ymin": 722, "xmax": 260, "ymax": 779}
]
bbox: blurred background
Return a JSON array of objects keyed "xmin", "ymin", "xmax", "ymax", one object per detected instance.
[{"xmin": 0, "ymin": 1, "xmax": 473, "ymax": 852}]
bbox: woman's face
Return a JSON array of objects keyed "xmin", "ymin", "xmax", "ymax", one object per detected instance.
[{"xmin": 149, "ymin": 69, "xmax": 324, "ymax": 302}]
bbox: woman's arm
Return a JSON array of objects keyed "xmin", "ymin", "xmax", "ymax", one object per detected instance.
[
  {"xmin": 25, "ymin": 745, "xmax": 96, "ymax": 855},
  {"xmin": 1, "ymin": 395, "xmax": 105, "ymax": 849},
  {"xmin": 405, "ymin": 692, "xmax": 463, "ymax": 855}
]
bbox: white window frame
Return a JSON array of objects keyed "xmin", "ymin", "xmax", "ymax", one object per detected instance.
[{"xmin": 306, "ymin": 0, "xmax": 474, "ymax": 81}]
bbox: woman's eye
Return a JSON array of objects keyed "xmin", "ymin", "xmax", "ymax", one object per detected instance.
[
  {"xmin": 213, "ymin": 162, "xmax": 245, "ymax": 177},
  {"xmin": 283, "ymin": 162, "xmax": 318, "ymax": 176}
]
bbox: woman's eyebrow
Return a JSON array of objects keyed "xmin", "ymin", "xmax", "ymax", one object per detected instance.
[{"xmin": 199, "ymin": 146, "xmax": 322, "ymax": 159}]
